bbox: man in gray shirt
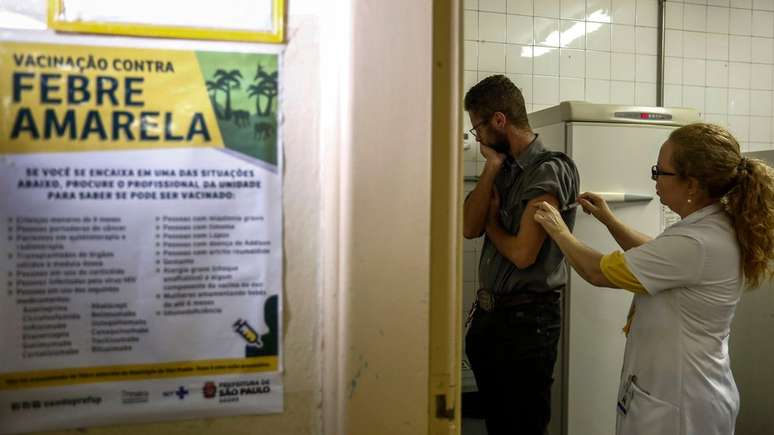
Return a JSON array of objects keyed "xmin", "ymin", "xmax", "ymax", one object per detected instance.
[{"xmin": 463, "ymin": 75, "xmax": 579, "ymax": 435}]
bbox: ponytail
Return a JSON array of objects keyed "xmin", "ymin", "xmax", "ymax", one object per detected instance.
[{"xmin": 723, "ymin": 157, "xmax": 774, "ymax": 289}]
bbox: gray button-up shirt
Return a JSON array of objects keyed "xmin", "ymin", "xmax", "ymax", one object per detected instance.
[{"xmin": 478, "ymin": 135, "xmax": 580, "ymax": 295}]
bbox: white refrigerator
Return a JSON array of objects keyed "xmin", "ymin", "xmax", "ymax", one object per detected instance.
[{"xmin": 528, "ymin": 102, "xmax": 700, "ymax": 435}]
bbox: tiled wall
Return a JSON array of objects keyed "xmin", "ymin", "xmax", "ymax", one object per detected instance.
[{"xmin": 462, "ymin": 0, "xmax": 774, "ymax": 299}]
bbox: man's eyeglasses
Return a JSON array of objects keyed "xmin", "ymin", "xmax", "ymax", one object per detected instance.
[
  {"xmin": 651, "ymin": 165, "xmax": 677, "ymax": 181},
  {"xmin": 468, "ymin": 117, "xmax": 490, "ymax": 141}
]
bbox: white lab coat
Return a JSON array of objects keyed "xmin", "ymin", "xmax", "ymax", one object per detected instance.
[{"xmin": 616, "ymin": 204, "xmax": 743, "ymax": 435}]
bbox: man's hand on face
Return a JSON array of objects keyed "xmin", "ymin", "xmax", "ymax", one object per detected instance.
[{"xmin": 480, "ymin": 144, "xmax": 506, "ymax": 170}]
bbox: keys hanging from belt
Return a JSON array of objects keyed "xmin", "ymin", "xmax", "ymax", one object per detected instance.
[{"xmin": 465, "ymin": 300, "xmax": 478, "ymax": 329}]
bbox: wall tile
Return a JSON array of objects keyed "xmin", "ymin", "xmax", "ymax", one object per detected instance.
[
  {"xmin": 707, "ymin": 60, "xmax": 730, "ymax": 87},
  {"xmin": 636, "ymin": 54, "xmax": 658, "ymax": 82},
  {"xmin": 665, "ymin": 57, "xmax": 684, "ymax": 84},
  {"xmin": 560, "ymin": 77, "xmax": 587, "ymax": 100},
  {"xmin": 707, "ymin": 33, "xmax": 730, "ymax": 60},
  {"xmin": 729, "ymin": 35, "xmax": 752, "ymax": 62},
  {"xmin": 636, "ymin": 0, "xmax": 659, "ymax": 26},
  {"xmin": 706, "ymin": 87, "xmax": 729, "ymax": 112},
  {"xmin": 728, "ymin": 115, "xmax": 750, "ymax": 143},
  {"xmin": 683, "ymin": 31, "xmax": 707, "ymax": 58},
  {"xmin": 636, "ymin": 26, "xmax": 659, "ymax": 54},
  {"xmin": 535, "ymin": 17, "xmax": 561, "ymax": 45},
  {"xmin": 465, "ymin": 41, "xmax": 479, "ymax": 70},
  {"xmin": 666, "ymin": 29, "xmax": 684, "ymax": 57},
  {"xmin": 586, "ymin": 79, "xmax": 612, "ymax": 102},
  {"xmin": 684, "ymin": 85, "xmax": 707, "ymax": 111},
  {"xmin": 753, "ymin": 12, "xmax": 774, "ymax": 38},
  {"xmin": 535, "ymin": 0, "xmax": 561, "ymax": 17},
  {"xmin": 750, "ymin": 116, "xmax": 771, "ymax": 141},
  {"xmin": 707, "ymin": 6, "xmax": 730, "ymax": 33},
  {"xmin": 465, "ymin": 0, "xmax": 480, "ymax": 10},
  {"xmin": 464, "ymin": 70, "xmax": 479, "ymax": 91},
  {"xmin": 709, "ymin": 0, "xmax": 731, "ymax": 5},
  {"xmin": 751, "ymin": 90, "xmax": 773, "ymax": 114},
  {"xmin": 508, "ymin": 0, "xmax": 534, "ymax": 15},
  {"xmin": 465, "ymin": 11, "xmax": 479, "ymax": 40},
  {"xmin": 561, "ymin": 0, "xmax": 586, "ymax": 19},
  {"xmin": 751, "ymin": 37, "xmax": 774, "ymax": 63},
  {"xmin": 635, "ymin": 82, "xmax": 658, "ymax": 105},
  {"xmin": 730, "ymin": 0, "xmax": 753, "ymax": 8},
  {"xmin": 729, "ymin": 61, "xmax": 751, "ymax": 88},
  {"xmin": 560, "ymin": 48, "xmax": 586, "ymax": 77},
  {"xmin": 509, "ymin": 73, "xmax": 534, "ymax": 101},
  {"xmin": 587, "ymin": 0, "xmax": 612, "ymax": 20},
  {"xmin": 508, "ymin": 14, "xmax": 535, "ymax": 44},
  {"xmin": 587, "ymin": 51, "xmax": 612, "ymax": 79},
  {"xmin": 611, "ymin": 24, "xmax": 636, "ymax": 52},
  {"xmin": 684, "ymin": 58, "xmax": 708, "ymax": 85},
  {"xmin": 751, "ymin": 63, "xmax": 773, "ymax": 89},
  {"xmin": 729, "ymin": 88, "xmax": 751, "ymax": 114},
  {"xmin": 664, "ymin": 84, "xmax": 684, "ymax": 107},
  {"xmin": 704, "ymin": 113, "xmax": 729, "ymax": 127},
  {"xmin": 480, "ymin": 0, "xmax": 507, "ymax": 12},
  {"xmin": 611, "ymin": 80, "xmax": 636, "ymax": 104},
  {"xmin": 480, "ymin": 12, "xmax": 508, "ymax": 42},
  {"xmin": 611, "ymin": 52, "xmax": 637, "ymax": 79},
  {"xmin": 507, "ymin": 44, "xmax": 534, "ymax": 73},
  {"xmin": 754, "ymin": 0, "xmax": 774, "ymax": 11},
  {"xmin": 479, "ymin": 42, "xmax": 507, "ymax": 71},
  {"xmin": 534, "ymin": 47, "xmax": 560, "ymax": 74},
  {"xmin": 729, "ymin": 8, "xmax": 752, "ymax": 35},
  {"xmin": 560, "ymin": 20, "xmax": 586, "ymax": 48},
  {"xmin": 666, "ymin": 2, "xmax": 685, "ymax": 29},
  {"xmin": 612, "ymin": 0, "xmax": 636, "ymax": 24},
  {"xmin": 587, "ymin": 22, "xmax": 612, "ymax": 50},
  {"xmin": 684, "ymin": 4, "xmax": 708, "ymax": 31},
  {"xmin": 533, "ymin": 75, "xmax": 560, "ymax": 103}
]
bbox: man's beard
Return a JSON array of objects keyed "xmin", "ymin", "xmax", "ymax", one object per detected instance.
[{"xmin": 488, "ymin": 132, "xmax": 509, "ymax": 154}]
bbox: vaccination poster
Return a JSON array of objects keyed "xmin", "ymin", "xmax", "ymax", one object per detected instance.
[{"xmin": 0, "ymin": 41, "xmax": 283, "ymax": 433}]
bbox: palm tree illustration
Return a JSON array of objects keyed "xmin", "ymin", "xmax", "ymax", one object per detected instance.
[
  {"xmin": 213, "ymin": 69, "xmax": 243, "ymax": 121},
  {"xmin": 247, "ymin": 65, "xmax": 278, "ymax": 116},
  {"xmin": 205, "ymin": 79, "xmax": 226, "ymax": 119}
]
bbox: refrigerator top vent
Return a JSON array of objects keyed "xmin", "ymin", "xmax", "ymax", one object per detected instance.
[{"xmin": 528, "ymin": 101, "xmax": 701, "ymax": 128}]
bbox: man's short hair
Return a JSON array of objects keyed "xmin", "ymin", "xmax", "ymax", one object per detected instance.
[{"xmin": 464, "ymin": 75, "xmax": 530, "ymax": 130}]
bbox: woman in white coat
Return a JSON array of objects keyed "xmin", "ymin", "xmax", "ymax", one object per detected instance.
[{"xmin": 532, "ymin": 123, "xmax": 774, "ymax": 435}]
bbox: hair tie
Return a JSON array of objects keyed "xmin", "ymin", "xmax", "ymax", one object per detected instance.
[{"xmin": 737, "ymin": 157, "xmax": 748, "ymax": 173}]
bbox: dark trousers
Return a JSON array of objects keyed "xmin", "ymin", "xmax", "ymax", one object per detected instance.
[{"xmin": 465, "ymin": 301, "xmax": 561, "ymax": 435}]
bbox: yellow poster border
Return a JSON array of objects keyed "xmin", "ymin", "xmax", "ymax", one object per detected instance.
[
  {"xmin": 47, "ymin": 0, "xmax": 285, "ymax": 43},
  {"xmin": 0, "ymin": 356, "xmax": 279, "ymax": 391}
]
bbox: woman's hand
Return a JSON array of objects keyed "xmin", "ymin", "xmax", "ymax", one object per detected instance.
[
  {"xmin": 534, "ymin": 201, "xmax": 570, "ymax": 237},
  {"xmin": 578, "ymin": 192, "xmax": 614, "ymax": 225}
]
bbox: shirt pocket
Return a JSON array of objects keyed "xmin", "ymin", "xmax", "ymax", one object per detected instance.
[{"xmin": 617, "ymin": 379, "xmax": 680, "ymax": 435}]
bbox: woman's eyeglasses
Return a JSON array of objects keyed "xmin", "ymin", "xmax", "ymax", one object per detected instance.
[{"xmin": 651, "ymin": 165, "xmax": 677, "ymax": 181}]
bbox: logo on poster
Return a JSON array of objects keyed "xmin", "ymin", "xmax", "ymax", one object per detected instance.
[
  {"xmin": 162, "ymin": 386, "xmax": 189, "ymax": 400},
  {"xmin": 203, "ymin": 381, "xmax": 217, "ymax": 399}
]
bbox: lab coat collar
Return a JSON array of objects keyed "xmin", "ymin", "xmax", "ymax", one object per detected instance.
[{"xmin": 673, "ymin": 202, "xmax": 724, "ymax": 227}]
